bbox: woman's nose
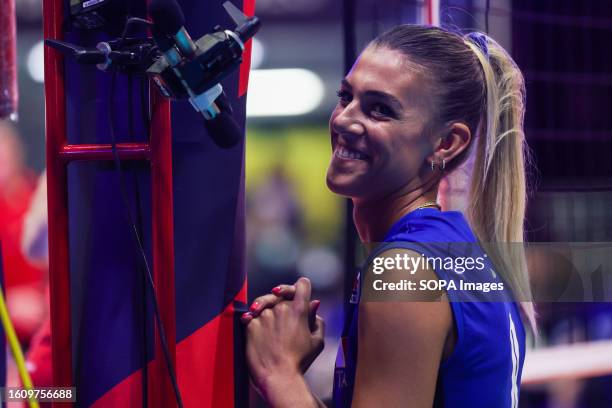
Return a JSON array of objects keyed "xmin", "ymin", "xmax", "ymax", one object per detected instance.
[{"xmin": 331, "ymin": 102, "xmax": 365, "ymax": 136}]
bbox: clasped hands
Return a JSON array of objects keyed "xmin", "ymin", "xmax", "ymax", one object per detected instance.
[{"xmin": 241, "ymin": 277, "xmax": 325, "ymax": 394}]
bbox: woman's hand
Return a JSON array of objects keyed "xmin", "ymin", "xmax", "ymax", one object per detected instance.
[
  {"xmin": 242, "ymin": 278, "xmax": 323, "ymax": 372},
  {"xmin": 241, "ymin": 283, "xmax": 300, "ymax": 320},
  {"xmin": 243, "ymin": 278, "xmax": 325, "ymax": 393}
]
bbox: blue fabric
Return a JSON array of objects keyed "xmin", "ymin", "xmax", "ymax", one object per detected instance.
[{"xmin": 333, "ymin": 208, "xmax": 526, "ymax": 407}]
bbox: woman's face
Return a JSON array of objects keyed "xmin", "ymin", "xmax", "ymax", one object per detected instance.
[{"xmin": 326, "ymin": 46, "xmax": 437, "ymax": 201}]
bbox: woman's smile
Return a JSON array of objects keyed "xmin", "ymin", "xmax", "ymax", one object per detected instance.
[{"xmin": 334, "ymin": 145, "xmax": 370, "ymax": 161}]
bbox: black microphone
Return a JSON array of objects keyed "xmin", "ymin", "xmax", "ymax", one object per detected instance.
[
  {"xmin": 203, "ymin": 92, "xmax": 242, "ymax": 149},
  {"xmin": 149, "ymin": 0, "xmax": 196, "ymax": 58},
  {"xmin": 149, "ymin": 0, "xmax": 242, "ymax": 148},
  {"xmin": 149, "ymin": 0, "xmax": 183, "ymax": 35}
]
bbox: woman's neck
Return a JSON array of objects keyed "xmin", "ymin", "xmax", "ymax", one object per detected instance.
[{"xmin": 353, "ymin": 183, "xmax": 439, "ymax": 242}]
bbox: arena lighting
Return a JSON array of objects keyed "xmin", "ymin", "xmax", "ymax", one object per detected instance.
[
  {"xmin": 250, "ymin": 37, "xmax": 265, "ymax": 69},
  {"xmin": 27, "ymin": 40, "xmax": 45, "ymax": 83},
  {"xmin": 246, "ymin": 68, "xmax": 324, "ymax": 117}
]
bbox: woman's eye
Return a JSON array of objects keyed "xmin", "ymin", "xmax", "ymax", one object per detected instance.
[
  {"xmin": 370, "ymin": 103, "xmax": 394, "ymax": 118},
  {"xmin": 336, "ymin": 90, "xmax": 352, "ymax": 105}
]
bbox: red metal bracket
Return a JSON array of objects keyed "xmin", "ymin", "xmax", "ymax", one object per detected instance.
[{"xmin": 59, "ymin": 143, "xmax": 151, "ymax": 162}]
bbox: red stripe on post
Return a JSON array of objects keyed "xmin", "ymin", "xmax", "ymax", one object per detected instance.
[
  {"xmin": 238, "ymin": 0, "xmax": 256, "ymax": 98},
  {"xmin": 43, "ymin": 0, "xmax": 74, "ymax": 404},
  {"xmin": 148, "ymin": 87, "xmax": 177, "ymax": 408},
  {"xmin": 426, "ymin": 0, "xmax": 433, "ymax": 25}
]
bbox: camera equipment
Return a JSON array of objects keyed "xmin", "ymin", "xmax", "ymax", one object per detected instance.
[{"xmin": 47, "ymin": 0, "xmax": 260, "ymax": 148}]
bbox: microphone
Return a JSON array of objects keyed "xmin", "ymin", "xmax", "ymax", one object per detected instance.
[
  {"xmin": 149, "ymin": 0, "xmax": 242, "ymax": 148},
  {"xmin": 203, "ymin": 92, "xmax": 242, "ymax": 149},
  {"xmin": 149, "ymin": 0, "xmax": 197, "ymax": 58},
  {"xmin": 148, "ymin": 0, "xmax": 260, "ymax": 148},
  {"xmin": 148, "ymin": 0, "xmax": 183, "ymax": 37}
]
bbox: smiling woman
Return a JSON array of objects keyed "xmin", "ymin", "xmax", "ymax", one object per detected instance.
[
  {"xmin": 327, "ymin": 46, "xmax": 436, "ymax": 203},
  {"xmin": 242, "ymin": 24, "xmax": 533, "ymax": 408}
]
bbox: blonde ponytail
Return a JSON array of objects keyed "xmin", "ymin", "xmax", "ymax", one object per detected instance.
[{"xmin": 465, "ymin": 36, "xmax": 536, "ymax": 332}]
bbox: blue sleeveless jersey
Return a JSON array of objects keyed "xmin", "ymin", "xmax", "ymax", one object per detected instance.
[{"xmin": 333, "ymin": 208, "xmax": 526, "ymax": 407}]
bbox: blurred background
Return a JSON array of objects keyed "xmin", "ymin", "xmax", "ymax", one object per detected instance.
[{"xmin": 2, "ymin": 0, "xmax": 612, "ymax": 407}]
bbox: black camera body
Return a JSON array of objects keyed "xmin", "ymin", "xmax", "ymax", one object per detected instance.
[{"xmin": 147, "ymin": 31, "xmax": 243, "ymax": 100}]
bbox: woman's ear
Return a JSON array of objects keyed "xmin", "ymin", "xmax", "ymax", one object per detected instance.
[{"xmin": 432, "ymin": 122, "xmax": 471, "ymax": 166}]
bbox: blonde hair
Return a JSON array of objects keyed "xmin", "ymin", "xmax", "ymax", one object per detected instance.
[
  {"xmin": 464, "ymin": 36, "xmax": 536, "ymax": 332},
  {"xmin": 372, "ymin": 25, "xmax": 536, "ymax": 332}
]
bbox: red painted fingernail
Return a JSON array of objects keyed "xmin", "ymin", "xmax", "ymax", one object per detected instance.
[
  {"xmin": 313, "ymin": 300, "xmax": 321, "ymax": 313},
  {"xmin": 272, "ymin": 286, "xmax": 282, "ymax": 295},
  {"xmin": 241, "ymin": 312, "xmax": 252, "ymax": 320},
  {"xmin": 249, "ymin": 302, "xmax": 260, "ymax": 312}
]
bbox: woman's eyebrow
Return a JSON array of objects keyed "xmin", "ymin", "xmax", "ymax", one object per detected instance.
[
  {"xmin": 363, "ymin": 90, "xmax": 403, "ymax": 110},
  {"xmin": 341, "ymin": 79, "xmax": 403, "ymax": 111}
]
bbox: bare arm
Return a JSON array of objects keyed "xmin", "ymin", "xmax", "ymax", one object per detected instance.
[
  {"xmin": 257, "ymin": 372, "xmax": 327, "ymax": 408},
  {"xmin": 352, "ymin": 249, "xmax": 453, "ymax": 407}
]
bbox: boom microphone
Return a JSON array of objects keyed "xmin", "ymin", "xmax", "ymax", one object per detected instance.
[
  {"xmin": 148, "ymin": 0, "xmax": 245, "ymax": 148},
  {"xmin": 149, "ymin": 0, "xmax": 197, "ymax": 58},
  {"xmin": 148, "ymin": 0, "xmax": 184, "ymax": 36},
  {"xmin": 204, "ymin": 92, "xmax": 242, "ymax": 149}
]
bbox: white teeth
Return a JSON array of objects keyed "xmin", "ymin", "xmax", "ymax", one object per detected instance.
[{"xmin": 336, "ymin": 146, "xmax": 367, "ymax": 160}]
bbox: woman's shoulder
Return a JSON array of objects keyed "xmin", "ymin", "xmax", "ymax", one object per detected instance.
[{"xmin": 384, "ymin": 208, "xmax": 477, "ymax": 244}]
